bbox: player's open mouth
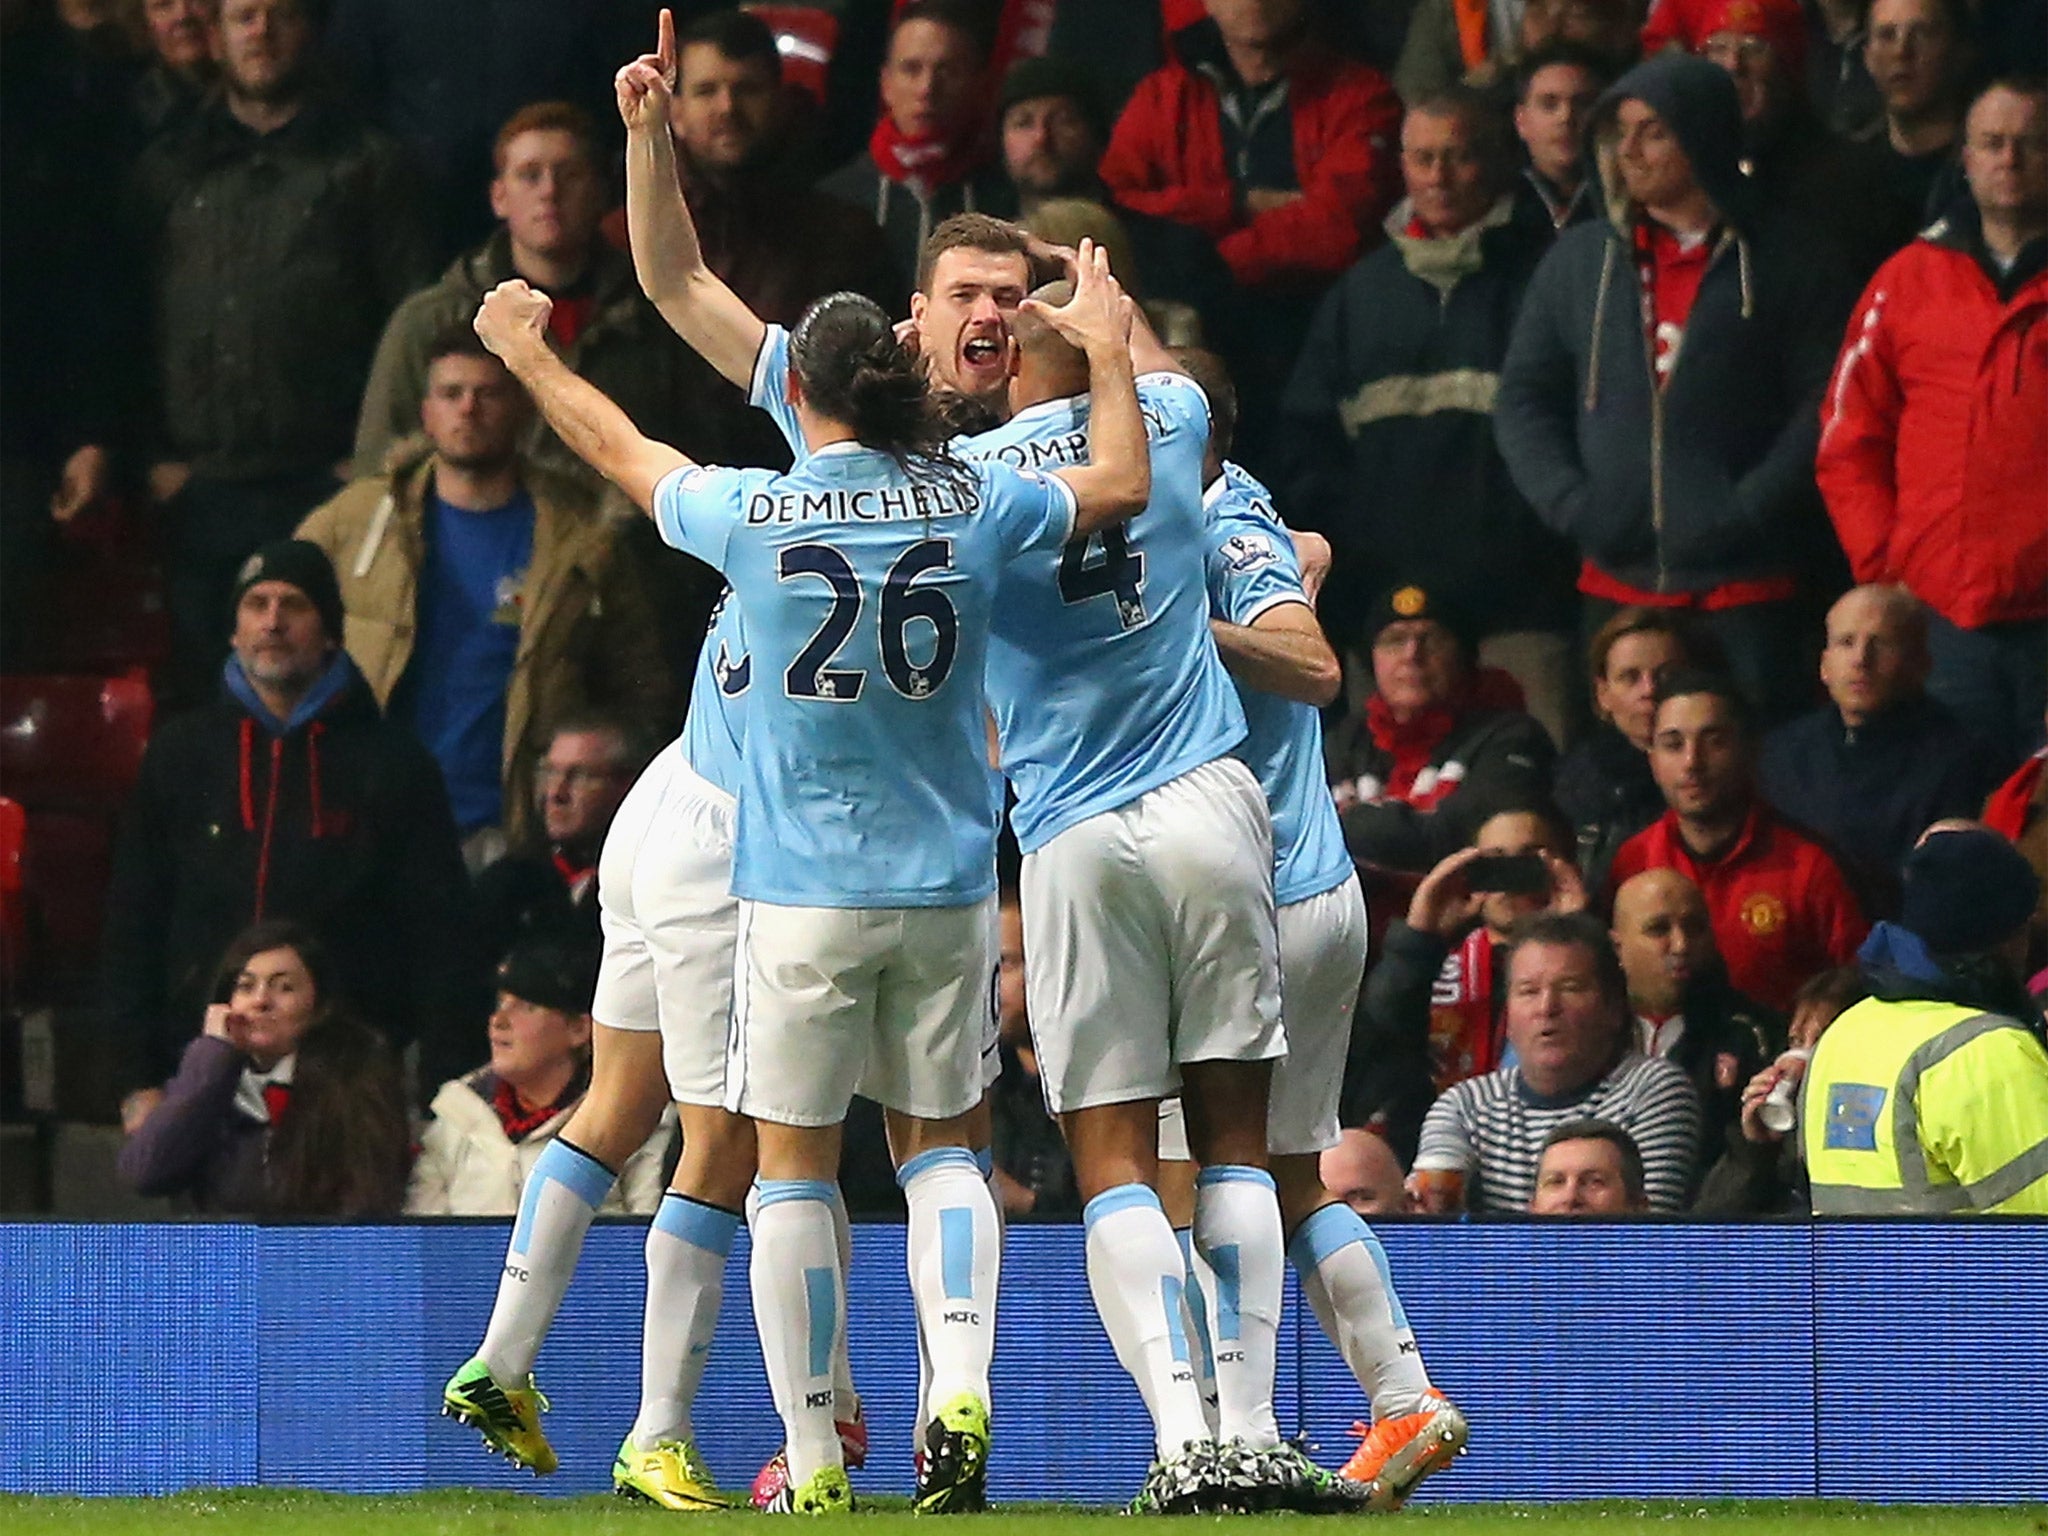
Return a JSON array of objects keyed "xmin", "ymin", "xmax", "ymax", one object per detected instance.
[{"xmin": 962, "ymin": 337, "xmax": 1002, "ymax": 367}]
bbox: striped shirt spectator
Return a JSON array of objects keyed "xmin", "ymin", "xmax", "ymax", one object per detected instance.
[
  {"xmin": 1407, "ymin": 910, "xmax": 1704, "ymax": 1212},
  {"xmin": 1413, "ymin": 1052, "xmax": 1702, "ymax": 1211}
]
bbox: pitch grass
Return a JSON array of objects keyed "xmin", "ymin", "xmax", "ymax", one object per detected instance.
[{"xmin": 1, "ymin": 1492, "xmax": 2043, "ymax": 1535}]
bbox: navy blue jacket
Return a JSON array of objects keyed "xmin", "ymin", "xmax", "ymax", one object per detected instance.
[
  {"xmin": 1494, "ymin": 54, "xmax": 1858, "ymax": 596},
  {"xmin": 1760, "ymin": 694, "xmax": 1994, "ymax": 918}
]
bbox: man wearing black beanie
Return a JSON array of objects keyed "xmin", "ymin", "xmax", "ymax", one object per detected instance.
[
  {"xmin": 1800, "ymin": 823, "xmax": 2048, "ymax": 1215},
  {"xmin": 102, "ymin": 538, "xmax": 478, "ymax": 1113}
]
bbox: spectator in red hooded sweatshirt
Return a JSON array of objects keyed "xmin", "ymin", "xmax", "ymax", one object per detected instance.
[
  {"xmin": 1325, "ymin": 582, "xmax": 1558, "ymax": 876},
  {"xmin": 819, "ymin": 0, "xmax": 1008, "ymax": 303}
]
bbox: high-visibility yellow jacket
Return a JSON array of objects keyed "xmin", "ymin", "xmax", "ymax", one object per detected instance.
[{"xmin": 1804, "ymin": 996, "xmax": 2048, "ymax": 1215}]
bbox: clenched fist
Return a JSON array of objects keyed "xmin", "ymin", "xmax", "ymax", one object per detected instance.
[{"xmin": 474, "ymin": 279, "xmax": 553, "ymax": 362}]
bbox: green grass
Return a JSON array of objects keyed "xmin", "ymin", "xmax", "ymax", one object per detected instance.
[{"xmin": 1, "ymin": 1492, "xmax": 2043, "ymax": 1536}]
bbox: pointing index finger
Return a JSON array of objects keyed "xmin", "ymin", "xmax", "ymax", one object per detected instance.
[{"xmin": 657, "ymin": 7, "xmax": 676, "ymax": 81}]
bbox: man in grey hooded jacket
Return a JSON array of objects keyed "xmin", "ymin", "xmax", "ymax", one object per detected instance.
[{"xmin": 1493, "ymin": 53, "xmax": 1857, "ymax": 724}]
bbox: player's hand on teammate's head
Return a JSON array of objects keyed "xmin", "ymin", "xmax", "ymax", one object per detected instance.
[
  {"xmin": 474, "ymin": 279, "xmax": 554, "ymax": 360},
  {"xmin": 1019, "ymin": 239, "xmax": 1132, "ymax": 353},
  {"xmin": 893, "ymin": 315, "xmax": 922, "ymax": 357},
  {"xmin": 615, "ymin": 6, "xmax": 677, "ymax": 128}
]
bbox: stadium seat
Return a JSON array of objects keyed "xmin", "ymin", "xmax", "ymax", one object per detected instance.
[
  {"xmin": 0, "ymin": 675, "xmax": 154, "ymax": 1004},
  {"xmin": 0, "ymin": 797, "xmax": 25, "ymax": 1003},
  {"xmin": 746, "ymin": 4, "xmax": 840, "ymax": 105},
  {"xmin": 0, "ymin": 673, "xmax": 153, "ymax": 813}
]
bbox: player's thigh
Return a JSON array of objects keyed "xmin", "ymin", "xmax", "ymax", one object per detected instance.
[
  {"xmin": 862, "ymin": 901, "xmax": 993, "ymax": 1124},
  {"xmin": 589, "ymin": 751, "xmax": 675, "ymax": 1037},
  {"xmin": 1265, "ymin": 877, "xmax": 1369, "ymax": 1158},
  {"xmin": 629, "ymin": 758, "xmax": 743, "ymax": 1109},
  {"xmin": 1021, "ymin": 812, "xmax": 1173, "ymax": 1115},
  {"xmin": 1141, "ymin": 757, "xmax": 1285, "ymax": 1071},
  {"xmin": 726, "ymin": 901, "xmax": 884, "ymax": 1129}
]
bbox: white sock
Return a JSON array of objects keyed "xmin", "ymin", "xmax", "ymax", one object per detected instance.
[
  {"xmin": 1082, "ymin": 1183, "xmax": 1211, "ymax": 1460},
  {"xmin": 478, "ymin": 1138, "xmax": 614, "ymax": 1383},
  {"xmin": 897, "ymin": 1146, "xmax": 999, "ymax": 1422},
  {"xmin": 1288, "ymin": 1202, "xmax": 1433, "ymax": 1421},
  {"xmin": 750, "ymin": 1179, "xmax": 846, "ymax": 1484},
  {"xmin": 631, "ymin": 1193, "xmax": 741, "ymax": 1450},
  {"xmin": 1175, "ymin": 1228, "xmax": 1221, "ymax": 1435},
  {"xmin": 827, "ymin": 1186, "xmax": 861, "ymax": 1426},
  {"xmin": 1191, "ymin": 1166, "xmax": 1284, "ymax": 1449}
]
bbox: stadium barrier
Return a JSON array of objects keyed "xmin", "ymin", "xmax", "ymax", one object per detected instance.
[{"xmin": 6, "ymin": 1219, "xmax": 2042, "ymax": 1502}]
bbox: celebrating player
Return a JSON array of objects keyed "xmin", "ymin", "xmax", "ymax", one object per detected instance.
[
  {"xmin": 473, "ymin": 195, "xmax": 1150, "ymax": 1517},
  {"xmin": 1158, "ymin": 349, "xmax": 1470, "ymax": 1511}
]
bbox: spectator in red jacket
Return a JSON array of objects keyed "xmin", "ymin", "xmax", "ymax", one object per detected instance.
[
  {"xmin": 1099, "ymin": 0, "xmax": 1401, "ymax": 468},
  {"xmin": 1101, "ymin": 0, "xmax": 1401, "ymax": 291},
  {"xmin": 1610, "ymin": 669, "xmax": 1869, "ymax": 1011},
  {"xmin": 1816, "ymin": 78, "xmax": 2048, "ymax": 773}
]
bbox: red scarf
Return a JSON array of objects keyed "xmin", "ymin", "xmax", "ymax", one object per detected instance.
[
  {"xmin": 868, "ymin": 111, "xmax": 989, "ymax": 195},
  {"xmin": 1984, "ymin": 750, "xmax": 2046, "ymax": 840},
  {"xmin": 551, "ymin": 849, "xmax": 597, "ymax": 903},
  {"xmin": 492, "ymin": 1076, "xmax": 577, "ymax": 1143},
  {"xmin": 1364, "ymin": 692, "xmax": 1460, "ymax": 806},
  {"xmin": 261, "ymin": 1082, "xmax": 293, "ymax": 1124},
  {"xmin": 1426, "ymin": 928, "xmax": 1502, "ymax": 1090}
]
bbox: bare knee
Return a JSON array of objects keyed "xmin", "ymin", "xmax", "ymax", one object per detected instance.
[
  {"xmin": 1060, "ymin": 1100, "xmax": 1161, "ymax": 1204},
  {"xmin": 1180, "ymin": 1058, "xmax": 1272, "ymax": 1170},
  {"xmin": 671, "ymin": 1103, "xmax": 757, "ymax": 1209},
  {"xmin": 562, "ymin": 1028, "xmax": 670, "ymax": 1169}
]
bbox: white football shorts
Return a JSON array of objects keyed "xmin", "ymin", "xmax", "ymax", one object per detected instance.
[
  {"xmin": 1022, "ymin": 755, "xmax": 1285, "ymax": 1115},
  {"xmin": 1159, "ymin": 873, "xmax": 1368, "ymax": 1160},
  {"xmin": 725, "ymin": 897, "xmax": 994, "ymax": 1128},
  {"xmin": 591, "ymin": 749, "xmax": 738, "ymax": 1107}
]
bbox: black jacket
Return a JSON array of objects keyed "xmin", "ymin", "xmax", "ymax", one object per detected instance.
[
  {"xmin": 1282, "ymin": 196, "xmax": 1578, "ymax": 646},
  {"xmin": 1325, "ymin": 703, "xmax": 1558, "ymax": 875},
  {"xmin": 100, "ymin": 656, "xmax": 473, "ymax": 1094},
  {"xmin": 1652, "ymin": 972, "xmax": 1781, "ymax": 1173},
  {"xmin": 1494, "ymin": 54, "xmax": 1857, "ymax": 596},
  {"xmin": 130, "ymin": 95, "xmax": 433, "ymax": 480},
  {"xmin": 1555, "ymin": 723, "xmax": 1666, "ymax": 895},
  {"xmin": 1759, "ymin": 695, "xmax": 1994, "ymax": 918}
]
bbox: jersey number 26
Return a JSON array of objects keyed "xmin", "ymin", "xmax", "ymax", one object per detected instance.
[{"xmin": 779, "ymin": 538, "xmax": 958, "ymax": 702}]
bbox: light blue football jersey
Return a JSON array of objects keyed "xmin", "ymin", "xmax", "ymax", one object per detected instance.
[
  {"xmin": 653, "ymin": 445, "xmax": 1074, "ymax": 908},
  {"xmin": 956, "ymin": 373, "xmax": 1247, "ymax": 852},
  {"xmin": 678, "ymin": 587, "xmax": 749, "ymax": 797},
  {"xmin": 1204, "ymin": 462, "xmax": 1354, "ymax": 907},
  {"xmin": 749, "ymin": 324, "xmax": 806, "ymax": 460}
]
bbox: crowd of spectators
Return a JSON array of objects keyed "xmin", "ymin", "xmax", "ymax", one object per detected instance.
[{"xmin": 2, "ymin": 0, "xmax": 2043, "ymax": 1219}]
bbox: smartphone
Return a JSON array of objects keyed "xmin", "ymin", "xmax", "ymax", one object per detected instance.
[{"xmin": 1464, "ymin": 852, "xmax": 1549, "ymax": 895}]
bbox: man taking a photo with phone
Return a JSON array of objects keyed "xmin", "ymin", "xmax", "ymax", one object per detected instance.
[{"xmin": 1345, "ymin": 800, "xmax": 1586, "ymax": 1166}]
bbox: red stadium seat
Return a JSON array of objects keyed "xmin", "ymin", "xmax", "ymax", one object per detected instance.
[
  {"xmin": 0, "ymin": 796, "xmax": 25, "ymax": 1000},
  {"xmin": 745, "ymin": 4, "xmax": 840, "ymax": 105},
  {"xmin": 0, "ymin": 675, "xmax": 154, "ymax": 1003},
  {"xmin": 0, "ymin": 673, "xmax": 153, "ymax": 813}
]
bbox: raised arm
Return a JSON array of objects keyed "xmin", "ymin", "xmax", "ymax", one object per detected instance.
[
  {"xmin": 475, "ymin": 279, "xmax": 691, "ymax": 515},
  {"xmin": 1031, "ymin": 242, "xmax": 1150, "ymax": 536},
  {"xmin": 618, "ymin": 8, "xmax": 766, "ymax": 389}
]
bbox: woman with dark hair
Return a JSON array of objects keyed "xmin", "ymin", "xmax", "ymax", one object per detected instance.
[{"xmin": 117, "ymin": 919, "xmax": 411, "ymax": 1215}]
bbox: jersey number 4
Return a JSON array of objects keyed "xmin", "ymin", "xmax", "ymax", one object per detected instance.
[
  {"xmin": 779, "ymin": 539, "xmax": 958, "ymax": 701},
  {"xmin": 1058, "ymin": 526, "xmax": 1147, "ymax": 630}
]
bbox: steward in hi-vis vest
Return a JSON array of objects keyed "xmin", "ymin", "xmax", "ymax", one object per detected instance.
[{"xmin": 1801, "ymin": 827, "xmax": 2048, "ymax": 1216}]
